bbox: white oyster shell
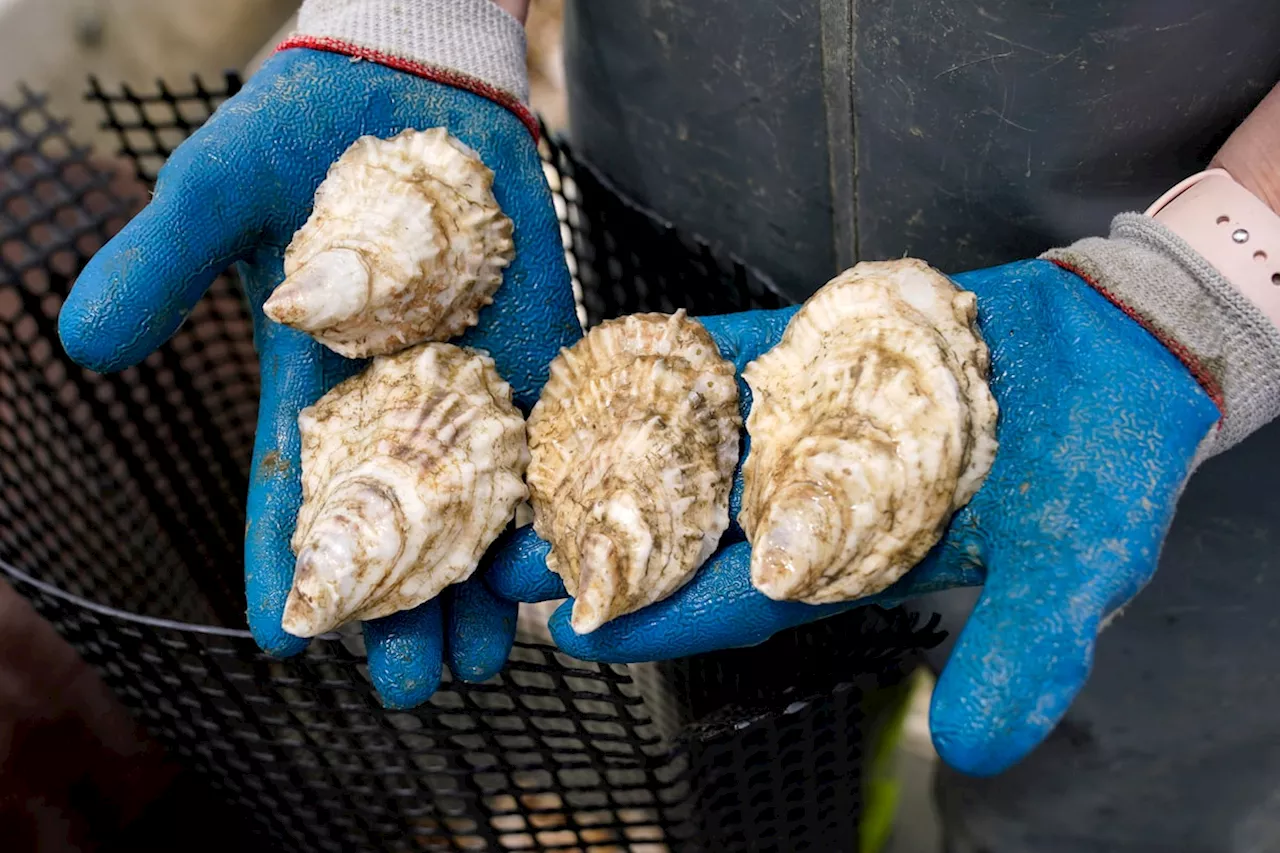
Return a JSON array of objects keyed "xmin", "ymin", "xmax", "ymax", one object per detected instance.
[
  {"xmin": 281, "ymin": 343, "xmax": 529, "ymax": 637},
  {"xmin": 527, "ymin": 311, "xmax": 740, "ymax": 634},
  {"xmin": 740, "ymin": 259, "xmax": 999, "ymax": 604},
  {"xmin": 264, "ymin": 128, "xmax": 515, "ymax": 358}
]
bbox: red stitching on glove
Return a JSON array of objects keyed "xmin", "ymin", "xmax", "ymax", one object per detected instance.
[
  {"xmin": 274, "ymin": 35, "xmax": 540, "ymax": 141},
  {"xmin": 1050, "ymin": 257, "xmax": 1226, "ymax": 417}
]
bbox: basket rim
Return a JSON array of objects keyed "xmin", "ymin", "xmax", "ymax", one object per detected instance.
[{"xmin": 1, "ymin": 554, "xmax": 270, "ymax": 639}]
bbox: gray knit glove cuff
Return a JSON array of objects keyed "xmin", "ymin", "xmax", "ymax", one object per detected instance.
[
  {"xmin": 1044, "ymin": 213, "xmax": 1280, "ymax": 459},
  {"xmin": 280, "ymin": 0, "xmax": 533, "ymax": 132}
]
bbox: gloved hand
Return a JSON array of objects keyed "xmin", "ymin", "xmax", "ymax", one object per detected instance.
[
  {"xmin": 58, "ymin": 32, "xmax": 581, "ymax": 708},
  {"xmin": 487, "ymin": 256, "xmax": 1222, "ymax": 775}
]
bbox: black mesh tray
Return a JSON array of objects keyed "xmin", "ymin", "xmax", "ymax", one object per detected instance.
[{"xmin": 0, "ymin": 75, "xmax": 944, "ymax": 852}]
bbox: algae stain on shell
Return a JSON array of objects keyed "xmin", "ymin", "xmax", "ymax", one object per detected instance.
[
  {"xmin": 740, "ymin": 259, "xmax": 999, "ymax": 604},
  {"xmin": 264, "ymin": 127, "xmax": 515, "ymax": 358},
  {"xmin": 526, "ymin": 311, "xmax": 741, "ymax": 634},
  {"xmin": 281, "ymin": 343, "xmax": 529, "ymax": 638}
]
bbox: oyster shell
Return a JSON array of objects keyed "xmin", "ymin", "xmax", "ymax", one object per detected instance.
[
  {"xmin": 281, "ymin": 343, "xmax": 529, "ymax": 637},
  {"xmin": 740, "ymin": 259, "xmax": 998, "ymax": 603},
  {"xmin": 527, "ymin": 311, "xmax": 740, "ymax": 634},
  {"xmin": 264, "ymin": 128, "xmax": 515, "ymax": 358}
]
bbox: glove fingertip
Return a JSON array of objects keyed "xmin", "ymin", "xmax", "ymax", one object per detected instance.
[
  {"xmin": 545, "ymin": 599, "xmax": 665, "ymax": 664},
  {"xmin": 266, "ymin": 635, "xmax": 312, "ymax": 658},
  {"xmin": 244, "ymin": 510, "xmax": 310, "ymax": 658},
  {"xmin": 546, "ymin": 599, "xmax": 596, "ymax": 659},
  {"xmin": 60, "ymin": 156, "xmax": 260, "ymax": 372},
  {"xmin": 447, "ymin": 581, "xmax": 518, "ymax": 683},
  {"xmin": 375, "ymin": 670, "xmax": 442, "ymax": 711},
  {"xmin": 364, "ymin": 602, "xmax": 444, "ymax": 710},
  {"xmin": 56, "ymin": 296, "xmax": 126, "ymax": 374},
  {"xmin": 58, "ymin": 244, "xmax": 164, "ymax": 373},
  {"xmin": 927, "ymin": 690, "xmax": 1014, "ymax": 777},
  {"xmin": 929, "ymin": 610, "xmax": 1096, "ymax": 777},
  {"xmin": 929, "ymin": 685, "xmax": 1065, "ymax": 778},
  {"xmin": 248, "ymin": 601, "xmax": 311, "ymax": 659}
]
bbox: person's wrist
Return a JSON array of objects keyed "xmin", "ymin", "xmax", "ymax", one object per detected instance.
[
  {"xmin": 1211, "ymin": 83, "xmax": 1280, "ymax": 216},
  {"xmin": 281, "ymin": 0, "xmax": 536, "ymax": 136}
]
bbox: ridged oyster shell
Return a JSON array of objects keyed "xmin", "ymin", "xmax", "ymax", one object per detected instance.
[
  {"xmin": 264, "ymin": 128, "xmax": 515, "ymax": 358},
  {"xmin": 740, "ymin": 259, "xmax": 998, "ymax": 604},
  {"xmin": 281, "ymin": 343, "xmax": 529, "ymax": 637},
  {"xmin": 527, "ymin": 311, "xmax": 740, "ymax": 634}
]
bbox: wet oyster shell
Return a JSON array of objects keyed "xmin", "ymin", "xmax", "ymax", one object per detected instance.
[
  {"xmin": 740, "ymin": 259, "xmax": 998, "ymax": 604},
  {"xmin": 282, "ymin": 343, "xmax": 529, "ymax": 637},
  {"xmin": 527, "ymin": 311, "xmax": 740, "ymax": 634},
  {"xmin": 264, "ymin": 128, "xmax": 515, "ymax": 358}
]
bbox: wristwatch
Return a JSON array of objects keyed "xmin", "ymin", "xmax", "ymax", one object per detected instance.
[{"xmin": 1146, "ymin": 168, "xmax": 1280, "ymax": 327}]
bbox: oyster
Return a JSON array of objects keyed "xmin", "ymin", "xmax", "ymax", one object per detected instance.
[
  {"xmin": 740, "ymin": 259, "xmax": 998, "ymax": 604},
  {"xmin": 527, "ymin": 311, "xmax": 740, "ymax": 634},
  {"xmin": 264, "ymin": 128, "xmax": 515, "ymax": 358},
  {"xmin": 281, "ymin": 343, "xmax": 529, "ymax": 637}
]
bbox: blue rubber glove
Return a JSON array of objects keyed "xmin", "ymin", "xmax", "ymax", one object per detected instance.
[
  {"xmin": 487, "ymin": 258, "xmax": 1220, "ymax": 774},
  {"xmin": 57, "ymin": 48, "xmax": 582, "ymax": 708}
]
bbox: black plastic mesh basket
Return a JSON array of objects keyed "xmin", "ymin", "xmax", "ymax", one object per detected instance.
[{"xmin": 0, "ymin": 75, "xmax": 945, "ymax": 852}]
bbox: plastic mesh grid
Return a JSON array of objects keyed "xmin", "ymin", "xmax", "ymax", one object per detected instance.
[
  {"xmin": 539, "ymin": 142, "xmax": 789, "ymax": 328},
  {"xmin": 0, "ymin": 74, "xmax": 944, "ymax": 852}
]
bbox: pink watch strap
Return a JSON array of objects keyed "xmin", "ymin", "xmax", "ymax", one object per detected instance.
[{"xmin": 1145, "ymin": 168, "xmax": 1280, "ymax": 328}]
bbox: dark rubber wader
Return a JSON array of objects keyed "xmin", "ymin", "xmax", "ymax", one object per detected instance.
[{"xmin": 562, "ymin": 2, "xmax": 1280, "ymax": 850}]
